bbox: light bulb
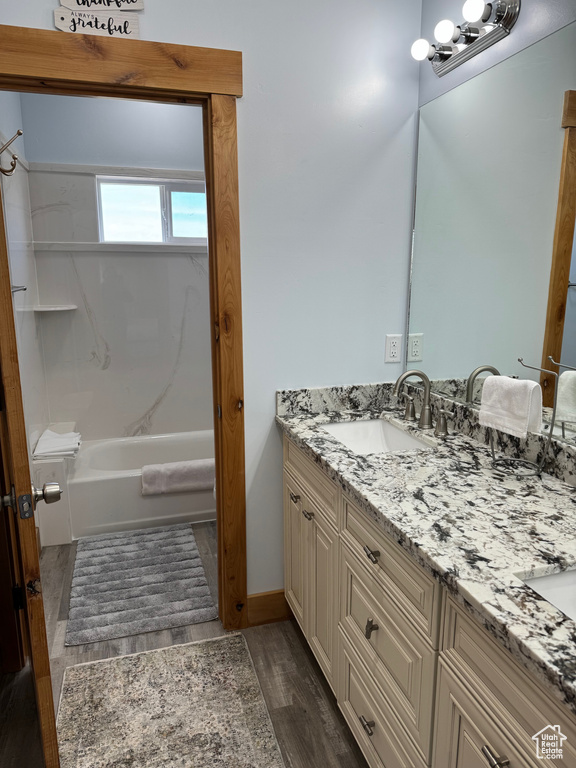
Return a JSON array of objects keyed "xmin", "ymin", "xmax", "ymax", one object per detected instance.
[
  {"xmin": 411, "ymin": 39, "xmax": 434, "ymax": 62},
  {"xmin": 462, "ymin": 0, "xmax": 491, "ymax": 23},
  {"xmin": 434, "ymin": 19, "xmax": 459, "ymax": 44}
]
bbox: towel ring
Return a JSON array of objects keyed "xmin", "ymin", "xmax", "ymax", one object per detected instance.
[{"xmin": 488, "ymin": 359, "xmax": 558, "ymax": 479}]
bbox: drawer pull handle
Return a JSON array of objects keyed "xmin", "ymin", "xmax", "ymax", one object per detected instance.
[
  {"xmin": 289, "ymin": 492, "xmax": 301, "ymax": 504},
  {"xmin": 482, "ymin": 746, "xmax": 510, "ymax": 768},
  {"xmin": 302, "ymin": 509, "xmax": 314, "ymax": 521},
  {"xmin": 365, "ymin": 618, "xmax": 379, "ymax": 639},
  {"xmin": 359, "ymin": 715, "xmax": 375, "ymax": 737},
  {"xmin": 363, "ymin": 544, "xmax": 380, "ymax": 564}
]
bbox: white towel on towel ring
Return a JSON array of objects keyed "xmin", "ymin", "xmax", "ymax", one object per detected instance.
[
  {"xmin": 478, "ymin": 376, "xmax": 542, "ymax": 439},
  {"xmin": 141, "ymin": 458, "xmax": 215, "ymax": 496},
  {"xmin": 556, "ymin": 370, "xmax": 576, "ymax": 424}
]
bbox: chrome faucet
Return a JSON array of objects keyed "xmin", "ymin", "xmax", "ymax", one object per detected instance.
[
  {"xmin": 465, "ymin": 365, "xmax": 500, "ymax": 404},
  {"xmin": 392, "ymin": 370, "xmax": 433, "ymax": 430}
]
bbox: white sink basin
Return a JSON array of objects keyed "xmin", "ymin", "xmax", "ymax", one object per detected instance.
[
  {"xmin": 522, "ymin": 569, "xmax": 576, "ymax": 622},
  {"xmin": 321, "ymin": 419, "xmax": 430, "ymax": 456}
]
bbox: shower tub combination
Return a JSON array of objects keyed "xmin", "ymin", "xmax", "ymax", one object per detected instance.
[{"xmin": 67, "ymin": 430, "xmax": 216, "ymax": 539}]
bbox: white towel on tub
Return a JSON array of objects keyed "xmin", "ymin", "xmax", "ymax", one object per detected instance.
[{"xmin": 141, "ymin": 458, "xmax": 215, "ymax": 496}]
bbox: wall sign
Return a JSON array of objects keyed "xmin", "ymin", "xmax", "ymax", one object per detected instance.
[
  {"xmin": 60, "ymin": 0, "xmax": 144, "ymax": 10},
  {"xmin": 54, "ymin": 8, "xmax": 140, "ymax": 37}
]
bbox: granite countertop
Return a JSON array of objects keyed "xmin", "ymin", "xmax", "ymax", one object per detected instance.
[{"xmin": 276, "ymin": 393, "xmax": 576, "ymax": 715}]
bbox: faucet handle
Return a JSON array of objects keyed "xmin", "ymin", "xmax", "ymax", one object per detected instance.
[
  {"xmin": 434, "ymin": 409, "xmax": 449, "ymax": 438},
  {"xmin": 401, "ymin": 394, "xmax": 417, "ymax": 422}
]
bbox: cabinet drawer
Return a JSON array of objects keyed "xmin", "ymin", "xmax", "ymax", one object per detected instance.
[
  {"xmin": 339, "ymin": 631, "xmax": 427, "ymax": 768},
  {"xmin": 284, "ymin": 437, "xmax": 339, "ymax": 527},
  {"xmin": 433, "ymin": 659, "xmax": 537, "ymax": 768},
  {"xmin": 340, "ymin": 545, "xmax": 436, "ymax": 761},
  {"xmin": 442, "ymin": 597, "xmax": 576, "ymax": 763},
  {"xmin": 342, "ymin": 493, "xmax": 441, "ymax": 644}
]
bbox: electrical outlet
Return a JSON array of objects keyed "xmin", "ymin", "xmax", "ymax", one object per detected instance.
[
  {"xmin": 408, "ymin": 333, "xmax": 423, "ymax": 362},
  {"xmin": 385, "ymin": 334, "xmax": 402, "ymax": 363}
]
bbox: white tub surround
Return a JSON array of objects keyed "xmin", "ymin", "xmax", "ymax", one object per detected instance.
[
  {"xmin": 67, "ymin": 430, "xmax": 215, "ymax": 539},
  {"xmin": 34, "ymin": 458, "xmax": 72, "ymax": 547}
]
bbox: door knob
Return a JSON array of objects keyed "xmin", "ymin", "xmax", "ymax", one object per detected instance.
[{"xmin": 33, "ymin": 482, "xmax": 62, "ymax": 505}]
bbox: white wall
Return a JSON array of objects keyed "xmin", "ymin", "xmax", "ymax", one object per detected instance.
[
  {"xmin": 0, "ymin": 0, "xmax": 423, "ymax": 593},
  {"xmin": 419, "ymin": 0, "xmax": 576, "ymax": 105},
  {"xmin": 20, "ymin": 94, "xmax": 204, "ymax": 170},
  {"xmin": 0, "ymin": 92, "xmax": 50, "ymax": 458}
]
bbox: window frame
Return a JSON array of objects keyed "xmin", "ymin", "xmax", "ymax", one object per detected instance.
[{"xmin": 96, "ymin": 175, "xmax": 208, "ymax": 245}]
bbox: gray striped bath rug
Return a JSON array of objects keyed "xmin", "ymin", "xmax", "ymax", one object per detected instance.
[{"xmin": 65, "ymin": 524, "xmax": 218, "ymax": 645}]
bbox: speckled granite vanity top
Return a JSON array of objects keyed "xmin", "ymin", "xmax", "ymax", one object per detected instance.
[{"xmin": 276, "ymin": 383, "xmax": 576, "ymax": 714}]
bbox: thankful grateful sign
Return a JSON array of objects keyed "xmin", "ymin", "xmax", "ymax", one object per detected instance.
[
  {"xmin": 60, "ymin": 0, "xmax": 144, "ymax": 9},
  {"xmin": 54, "ymin": 8, "xmax": 140, "ymax": 37},
  {"xmin": 54, "ymin": 0, "xmax": 143, "ymax": 38}
]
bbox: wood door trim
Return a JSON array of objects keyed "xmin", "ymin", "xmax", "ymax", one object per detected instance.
[
  {"xmin": 0, "ymin": 25, "xmax": 247, "ymax": 767},
  {"xmin": 0, "ymin": 24, "xmax": 242, "ymax": 98},
  {"xmin": 204, "ymin": 94, "xmax": 247, "ymax": 630},
  {"xmin": 541, "ymin": 92, "xmax": 576, "ymax": 404}
]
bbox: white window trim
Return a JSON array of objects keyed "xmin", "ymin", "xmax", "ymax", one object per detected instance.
[{"xmin": 96, "ymin": 175, "xmax": 208, "ymax": 246}]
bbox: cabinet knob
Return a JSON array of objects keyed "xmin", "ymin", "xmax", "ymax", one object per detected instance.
[
  {"xmin": 359, "ymin": 715, "xmax": 375, "ymax": 737},
  {"xmin": 289, "ymin": 492, "xmax": 301, "ymax": 504},
  {"xmin": 482, "ymin": 746, "xmax": 510, "ymax": 768},
  {"xmin": 365, "ymin": 617, "xmax": 379, "ymax": 639},
  {"xmin": 363, "ymin": 544, "xmax": 380, "ymax": 564},
  {"xmin": 302, "ymin": 509, "xmax": 314, "ymax": 521}
]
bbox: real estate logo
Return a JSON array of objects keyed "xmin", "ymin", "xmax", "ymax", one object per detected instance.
[{"xmin": 532, "ymin": 725, "xmax": 567, "ymax": 760}]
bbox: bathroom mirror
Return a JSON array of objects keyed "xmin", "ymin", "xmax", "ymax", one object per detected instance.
[{"xmin": 407, "ymin": 20, "xmax": 576, "ymax": 436}]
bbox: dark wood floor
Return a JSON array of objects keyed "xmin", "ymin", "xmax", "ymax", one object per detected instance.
[{"xmin": 1, "ymin": 521, "xmax": 367, "ymax": 768}]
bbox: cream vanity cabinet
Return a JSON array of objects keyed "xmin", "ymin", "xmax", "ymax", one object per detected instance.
[
  {"xmin": 283, "ymin": 436, "xmax": 442, "ymax": 766},
  {"xmin": 283, "ymin": 437, "xmax": 339, "ymax": 689},
  {"xmin": 433, "ymin": 597, "xmax": 576, "ymax": 768},
  {"xmin": 282, "ymin": 436, "xmax": 576, "ymax": 768}
]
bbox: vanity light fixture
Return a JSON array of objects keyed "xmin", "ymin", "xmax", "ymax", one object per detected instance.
[{"xmin": 411, "ymin": 0, "xmax": 520, "ymax": 77}]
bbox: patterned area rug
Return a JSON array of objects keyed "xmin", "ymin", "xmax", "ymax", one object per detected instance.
[
  {"xmin": 65, "ymin": 524, "xmax": 218, "ymax": 645},
  {"xmin": 57, "ymin": 634, "xmax": 285, "ymax": 768}
]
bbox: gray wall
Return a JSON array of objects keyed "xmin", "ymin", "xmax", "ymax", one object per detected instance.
[
  {"xmin": 419, "ymin": 0, "xmax": 576, "ymax": 105},
  {"xmin": 20, "ymin": 94, "xmax": 205, "ymax": 170},
  {"xmin": 0, "ymin": 0, "xmax": 423, "ymax": 594}
]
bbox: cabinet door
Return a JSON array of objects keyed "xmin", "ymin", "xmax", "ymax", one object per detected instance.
[
  {"xmin": 283, "ymin": 474, "xmax": 308, "ymax": 631},
  {"xmin": 433, "ymin": 661, "xmax": 535, "ymax": 768},
  {"xmin": 308, "ymin": 505, "xmax": 338, "ymax": 688}
]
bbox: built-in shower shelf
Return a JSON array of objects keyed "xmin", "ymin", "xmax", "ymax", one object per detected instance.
[{"xmin": 33, "ymin": 305, "xmax": 78, "ymax": 312}]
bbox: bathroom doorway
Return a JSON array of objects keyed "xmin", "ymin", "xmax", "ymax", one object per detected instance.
[
  {"xmin": 0, "ymin": 25, "xmax": 245, "ymax": 768},
  {"xmin": 1, "ymin": 86, "xmax": 224, "ymax": 703}
]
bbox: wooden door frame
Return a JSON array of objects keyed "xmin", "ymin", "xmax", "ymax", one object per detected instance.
[
  {"xmin": 541, "ymin": 90, "xmax": 576, "ymax": 404},
  {"xmin": 0, "ymin": 24, "xmax": 247, "ymax": 766}
]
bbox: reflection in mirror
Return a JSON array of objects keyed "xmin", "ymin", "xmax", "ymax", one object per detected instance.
[
  {"xmin": 408, "ymin": 21, "xmax": 576, "ymax": 441},
  {"xmin": 555, "ymin": 231, "xmax": 576, "ymax": 437}
]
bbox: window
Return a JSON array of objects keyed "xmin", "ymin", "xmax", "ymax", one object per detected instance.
[{"xmin": 97, "ymin": 176, "xmax": 208, "ymax": 244}]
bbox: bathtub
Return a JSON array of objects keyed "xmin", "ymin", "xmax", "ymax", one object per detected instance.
[{"xmin": 67, "ymin": 431, "xmax": 216, "ymax": 539}]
